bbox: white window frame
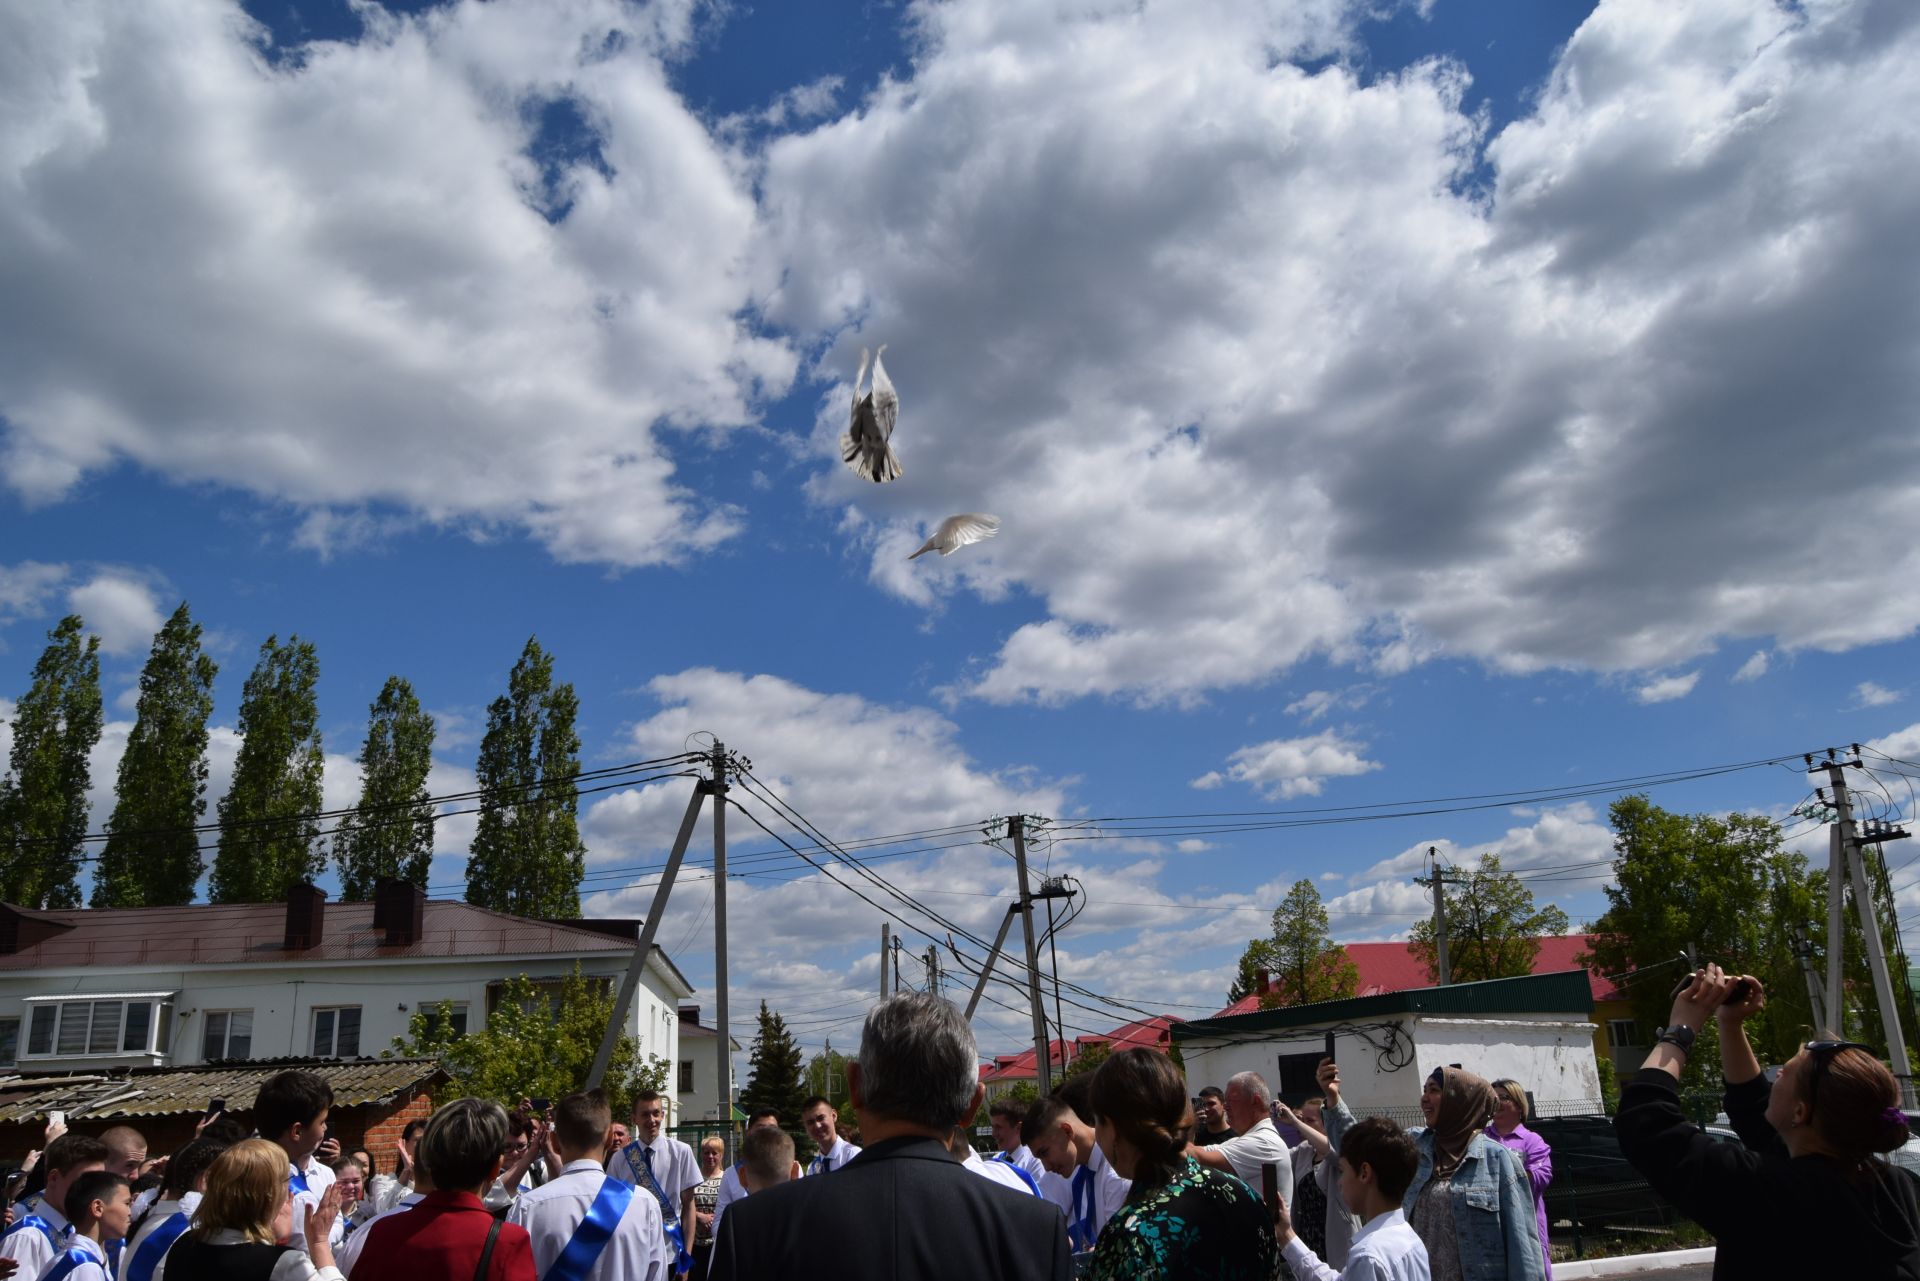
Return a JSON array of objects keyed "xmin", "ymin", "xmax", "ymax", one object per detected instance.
[
  {"xmin": 203, "ymin": 1008, "xmax": 255, "ymax": 1061},
  {"xmin": 20, "ymin": 993, "xmax": 177, "ymax": 1061},
  {"xmin": 421, "ymin": 1000, "xmax": 470, "ymax": 1040},
  {"xmin": 311, "ymin": 1006, "xmax": 364, "ymax": 1058}
]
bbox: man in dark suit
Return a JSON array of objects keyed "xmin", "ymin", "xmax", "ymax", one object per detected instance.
[{"xmin": 708, "ymin": 992, "xmax": 1072, "ymax": 1281}]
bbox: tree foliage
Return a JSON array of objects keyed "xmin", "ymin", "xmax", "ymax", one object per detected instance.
[
  {"xmin": 94, "ymin": 603, "xmax": 217, "ymax": 907},
  {"xmin": 739, "ymin": 1002, "xmax": 811, "ymax": 1157},
  {"xmin": 388, "ymin": 968, "xmax": 667, "ymax": 1119},
  {"xmin": 0, "ymin": 616, "xmax": 102, "ymax": 908},
  {"xmin": 1227, "ymin": 879, "xmax": 1359, "ymax": 1008},
  {"xmin": 336, "ymin": 676, "xmax": 437, "ymax": 900},
  {"xmin": 1064, "ymin": 1043, "xmax": 1111, "ymax": 1079},
  {"xmin": 464, "ymin": 638, "xmax": 585, "ymax": 916},
  {"xmin": 210, "ymin": 635, "xmax": 326, "ymax": 903},
  {"xmin": 1410, "ymin": 852, "xmax": 1571, "ymax": 984}
]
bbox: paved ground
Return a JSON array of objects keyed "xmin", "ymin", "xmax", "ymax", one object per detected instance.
[{"xmin": 1631, "ymin": 1267, "xmax": 1711, "ymax": 1281}]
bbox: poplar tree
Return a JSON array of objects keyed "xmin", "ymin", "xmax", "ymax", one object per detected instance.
[
  {"xmin": 93, "ymin": 603, "xmax": 218, "ymax": 907},
  {"xmin": 464, "ymin": 637, "xmax": 585, "ymax": 916},
  {"xmin": 335, "ymin": 676, "xmax": 437, "ymax": 900},
  {"xmin": 210, "ymin": 635, "xmax": 325, "ymax": 902},
  {"xmin": 0, "ymin": 615, "xmax": 102, "ymax": 908}
]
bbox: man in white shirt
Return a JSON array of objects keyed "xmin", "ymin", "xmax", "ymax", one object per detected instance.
[
  {"xmin": 607, "ymin": 1090, "xmax": 699, "ymax": 1267},
  {"xmin": 121, "ymin": 1135, "xmax": 227, "ymax": 1281},
  {"xmin": 800, "ymin": 1097, "xmax": 862, "ymax": 1175},
  {"xmin": 1275, "ymin": 1116, "xmax": 1429, "ymax": 1281},
  {"xmin": 946, "ymin": 1126, "xmax": 1042, "ymax": 1198},
  {"xmin": 712, "ymin": 1123, "xmax": 798, "ymax": 1240},
  {"xmin": 1193, "ymin": 1071, "xmax": 1294, "ymax": 1208},
  {"xmin": 1022, "ymin": 1094, "xmax": 1129, "ymax": 1253},
  {"xmin": 508, "ymin": 1091, "xmax": 669, "ymax": 1281},
  {"xmin": 987, "ymin": 1099, "xmax": 1047, "ymax": 1182},
  {"xmin": 254, "ymin": 1069, "xmax": 337, "ymax": 1254},
  {"xmin": 713, "ymin": 1110, "xmax": 804, "ymax": 1228},
  {"xmin": 0, "ymin": 1132, "xmax": 107, "ymax": 1278}
]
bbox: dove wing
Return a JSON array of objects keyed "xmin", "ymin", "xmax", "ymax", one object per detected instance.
[
  {"xmin": 939, "ymin": 513, "xmax": 1000, "ymax": 551},
  {"xmin": 869, "ymin": 349, "xmax": 899, "ymax": 441}
]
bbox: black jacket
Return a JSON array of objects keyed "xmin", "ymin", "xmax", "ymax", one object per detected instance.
[
  {"xmin": 707, "ymin": 1135, "xmax": 1072, "ymax": 1281},
  {"xmin": 1615, "ymin": 1066, "xmax": 1920, "ymax": 1279}
]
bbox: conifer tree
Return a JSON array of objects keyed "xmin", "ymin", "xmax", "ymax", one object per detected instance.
[
  {"xmin": 463, "ymin": 637, "xmax": 585, "ymax": 916},
  {"xmin": 209, "ymin": 635, "xmax": 325, "ymax": 902},
  {"xmin": 335, "ymin": 676, "xmax": 437, "ymax": 900},
  {"xmin": 0, "ymin": 615, "xmax": 102, "ymax": 907},
  {"xmin": 93, "ymin": 603, "xmax": 218, "ymax": 907},
  {"xmin": 739, "ymin": 1001, "xmax": 810, "ymax": 1156}
]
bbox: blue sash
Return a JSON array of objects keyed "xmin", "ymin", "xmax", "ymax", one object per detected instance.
[
  {"xmin": 1001, "ymin": 1162, "xmax": 1042, "ymax": 1196},
  {"xmin": 106, "ymin": 1237, "xmax": 125, "ymax": 1274},
  {"xmin": 126, "ymin": 1212, "xmax": 191, "ymax": 1281},
  {"xmin": 40, "ymin": 1245, "xmax": 98, "ymax": 1281},
  {"xmin": 289, "ymin": 1163, "xmax": 311, "ymax": 1197},
  {"xmin": 621, "ymin": 1141, "xmax": 692, "ymax": 1275},
  {"xmin": 1069, "ymin": 1166, "xmax": 1097, "ymax": 1251},
  {"xmin": 1, "ymin": 1212, "xmax": 62, "ymax": 1249},
  {"xmin": 543, "ymin": 1178, "xmax": 633, "ymax": 1281}
]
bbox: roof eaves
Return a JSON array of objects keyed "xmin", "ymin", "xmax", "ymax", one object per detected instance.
[{"xmin": 1171, "ymin": 970, "xmax": 1596, "ymax": 1040}]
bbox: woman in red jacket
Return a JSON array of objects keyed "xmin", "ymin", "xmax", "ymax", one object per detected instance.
[{"xmin": 352, "ymin": 1100, "xmax": 535, "ymax": 1281}]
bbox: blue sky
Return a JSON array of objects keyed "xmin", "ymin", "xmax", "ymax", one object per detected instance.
[{"xmin": 4, "ymin": 0, "xmax": 1920, "ymax": 1060}]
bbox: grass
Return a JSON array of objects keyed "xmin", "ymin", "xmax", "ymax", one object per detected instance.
[{"xmin": 1549, "ymin": 1221, "xmax": 1714, "ymax": 1262}]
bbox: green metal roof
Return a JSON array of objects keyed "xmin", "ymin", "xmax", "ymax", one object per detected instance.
[{"xmin": 1171, "ymin": 969, "xmax": 1596, "ymax": 1042}]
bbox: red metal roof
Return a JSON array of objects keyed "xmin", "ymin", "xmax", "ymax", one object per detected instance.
[
  {"xmin": 981, "ymin": 1016, "xmax": 1175, "ymax": 1083},
  {"xmin": 1209, "ymin": 935, "xmax": 1620, "ymax": 1018}
]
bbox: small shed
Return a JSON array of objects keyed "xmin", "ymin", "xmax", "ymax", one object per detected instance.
[
  {"xmin": 1172, "ymin": 970, "xmax": 1603, "ymax": 1125},
  {"xmin": 0, "ymin": 1056, "xmax": 446, "ymax": 1170}
]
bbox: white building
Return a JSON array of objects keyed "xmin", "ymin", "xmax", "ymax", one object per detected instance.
[
  {"xmin": 1174, "ymin": 970, "xmax": 1604, "ymax": 1123},
  {"xmin": 0, "ymin": 880, "xmax": 692, "ymax": 1087},
  {"xmin": 674, "ymin": 1004, "xmax": 740, "ymax": 1125}
]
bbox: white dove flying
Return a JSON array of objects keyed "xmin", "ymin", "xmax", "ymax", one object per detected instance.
[
  {"xmin": 841, "ymin": 344, "xmax": 903, "ymax": 483},
  {"xmin": 909, "ymin": 513, "xmax": 1000, "ymax": 560}
]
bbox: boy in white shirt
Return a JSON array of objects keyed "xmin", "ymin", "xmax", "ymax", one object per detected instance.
[
  {"xmin": 507, "ymin": 1090, "xmax": 669, "ymax": 1281},
  {"xmin": 0, "ymin": 1133, "xmax": 108, "ymax": 1279},
  {"xmin": 1274, "ymin": 1116, "xmax": 1430, "ymax": 1281},
  {"xmin": 40, "ymin": 1170, "xmax": 131, "ymax": 1281}
]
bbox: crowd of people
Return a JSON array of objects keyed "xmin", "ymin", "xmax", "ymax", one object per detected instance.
[{"xmin": 0, "ymin": 975, "xmax": 1912, "ymax": 1279}]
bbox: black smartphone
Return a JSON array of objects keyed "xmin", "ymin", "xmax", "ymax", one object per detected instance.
[
  {"xmin": 1668, "ymin": 972, "xmax": 1754, "ymax": 1005},
  {"xmin": 530, "ymin": 1097, "xmax": 550, "ymax": 1113},
  {"xmin": 207, "ymin": 1097, "xmax": 226, "ymax": 1116},
  {"xmin": 1261, "ymin": 1162, "xmax": 1279, "ymax": 1208},
  {"xmin": 1325, "ymin": 1032, "xmax": 1337, "ymax": 1064}
]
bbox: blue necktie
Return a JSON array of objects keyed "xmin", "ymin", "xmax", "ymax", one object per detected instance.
[{"xmin": 1070, "ymin": 1166, "xmax": 1096, "ymax": 1251}]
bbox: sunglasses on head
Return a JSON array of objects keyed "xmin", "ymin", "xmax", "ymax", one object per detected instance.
[{"xmin": 1804, "ymin": 1040, "xmax": 1874, "ymax": 1112}]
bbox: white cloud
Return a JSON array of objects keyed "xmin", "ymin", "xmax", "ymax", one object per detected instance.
[
  {"xmin": 0, "ymin": 562, "xmax": 67, "ymax": 627},
  {"xmin": 1854, "ymin": 681, "xmax": 1904, "ymax": 709},
  {"xmin": 759, "ymin": 0, "xmax": 1920, "ymax": 703},
  {"xmin": 1868, "ymin": 722, "xmax": 1920, "ymax": 763},
  {"xmin": 66, "ymin": 572, "xmax": 165, "ymax": 656},
  {"xmin": 0, "ymin": 0, "xmax": 793, "ymax": 566},
  {"xmin": 1176, "ymin": 839, "xmax": 1213, "ymax": 854},
  {"xmin": 1635, "ymin": 671, "xmax": 1700, "ymax": 704},
  {"xmin": 1732, "ymin": 650, "xmax": 1770, "ymax": 682},
  {"xmin": 1191, "ymin": 730, "xmax": 1381, "ymax": 800}
]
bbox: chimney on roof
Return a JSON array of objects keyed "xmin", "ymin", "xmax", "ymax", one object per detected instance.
[
  {"xmin": 373, "ymin": 878, "xmax": 425, "ymax": 947},
  {"xmin": 1255, "ymin": 968, "xmax": 1272, "ymax": 997},
  {"xmin": 679, "ymin": 1006, "xmax": 700, "ymax": 1025},
  {"xmin": 284, "ymin": 882, "xmax": 326, "ymax": 951}
]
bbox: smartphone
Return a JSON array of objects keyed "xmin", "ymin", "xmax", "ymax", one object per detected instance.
[
  {"xmin": 208, "ymin": 1097, "xmax": 227, "ymax": 1116},
  {"xmin": 48, "ymin": 1110, "xmax": 65, "ymax": 1128},
  {"xmin": 1325, "ymin": 1032, "xmax": 1337, "ymax": 1064},
  {"xmin": 1261, "ymin": 1162, "xmax": 1279, "ymax": 1208},
  {"xmin": 1668, "ymin": 972, "xmax": 1754, "ymax": 1005},
  {"xmin": 530, "ymin": 1097, "xmax": 550, "ymax": 1113}
]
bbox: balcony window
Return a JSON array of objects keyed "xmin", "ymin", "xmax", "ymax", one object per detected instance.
[{"xmin": 20, "ymin": 994, "xmax": 176, "ymax": 1061}]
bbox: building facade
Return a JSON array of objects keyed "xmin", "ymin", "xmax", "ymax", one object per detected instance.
[{"xmin": 673, "ymin": 1004, "xmax": 740, "ymax": 1126}]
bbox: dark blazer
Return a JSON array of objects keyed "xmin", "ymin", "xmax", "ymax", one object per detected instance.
[
  {"xmin": 708, "ymin": 1135, "xmax": 1072, "ymax": 1281},
  {"xmin": 350, "ymin": 1190, "xmax": 537, "ymax": 1281}
]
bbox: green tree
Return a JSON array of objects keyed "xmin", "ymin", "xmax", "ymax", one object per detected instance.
[
  {"xmin": 335, "ymin": 676, "xmax": 437, "ymax": 900},
  {"xmin": 1584, "ymin": 795, "xmax": 1830, "ymax": 1082},
  {"xmin": 1410, "ymin": 852, "xmax": 1572, "ymax": 984},
  {"xmin": 1228, "ymin": 879, "xmax": 1359, "ymax": 1009},
  {"xmin": 93, "ymin": 603, "xmax": 218, "ymax": 907},
  {"xmin": 210, "ymin": 635, "xmax": 325, "ymax": 903},
  {"xmin": 0, "ymin": 616, "xmax": 102, "ymax": 907},
  {"xmin": 739, "ymin": 1002, "xmax": 810, "ymax": 1157},
  {"xmin": 464, "ymin": 638, "xmax": 586, "ymax": 916},
  {"xmin": 389, "ymin": 968, "xmax": 666, "ymax": 1118},
  {"xmin": 1063, "ymin": 1043, "xmax": 1110, "ymax": 1079}
]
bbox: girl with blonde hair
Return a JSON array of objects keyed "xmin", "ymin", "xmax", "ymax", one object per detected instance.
[{"xmin": 153, "ymin": 1138, "xmax": 342, "ymax": 1280}]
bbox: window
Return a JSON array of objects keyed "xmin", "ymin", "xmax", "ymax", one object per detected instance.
[
  {"xmin": 19, "ymin": 996, "xmax": 173, "ymax": 1060},
  {"xmin": 679, "ymin": 1060, "xmax": 695, "ymax": 1094},
  {"xmin": 421, "ymin": 1001, "xmax": 469, "ymax": 1040},
  {"xmin": 0, "ymin": 1017, "xmax": 18, "ymax": 1068},
  {"xmin": 1273, "ymin": 1049, "xmax": 1326, "ymax": 1102},
  {"xmin": 312, "ymin": 1007, "xmax": 363, "ymax": 1058},
  {"xmin": 1607, "ymin": 1018, "xmax": 1645, "ymax": 1048},
  {"xmin": 204, "ymin": 1010, "xmax": 254, "ymax": 1061}
]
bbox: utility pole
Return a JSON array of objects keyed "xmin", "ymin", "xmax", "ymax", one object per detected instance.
[
  {"xmin": 1010, "ymin": 815, "xmax": 1054, "ymax": 1094},
  {"xmin": 1790, "ymin": 924, "xmax": 1827, "ymax": 1035},
  {"xmin": 1813, "ymin": 750, "xmax": 1917, "ymax": 1107},
  {"xmin": 1417, "ymin": 849, "xmax": 1456, "ymax": 985},
  {"xmin": 710, "ymin": 742, "xmax": 732, "ymax": 1154},
  {"xmin": 965, "ymin": 905, "xmax": 1021, "ymax": 1019},
  {"xmin": 880, "ymin": 922, "xmax": 891, "ymax": 1001},
  {"xmin": 924, "ymin": 944, "xmax": 940, "ymax": 996}
]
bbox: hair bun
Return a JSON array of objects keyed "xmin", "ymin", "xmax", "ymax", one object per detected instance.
[{"xmin": 1872, "ymin": 1106, "xmax": 1911, "ymax": 1155}]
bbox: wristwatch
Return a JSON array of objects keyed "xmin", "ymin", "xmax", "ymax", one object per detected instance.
[{"xmin": 1655, "ymin": 1024, "xmax": 1698, "ymax": 1053}]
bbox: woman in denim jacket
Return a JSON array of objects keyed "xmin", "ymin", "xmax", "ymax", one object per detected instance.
[{"xmin": 1320, "ymin": 1059, "xmax": 1545, "ymax": 1281}]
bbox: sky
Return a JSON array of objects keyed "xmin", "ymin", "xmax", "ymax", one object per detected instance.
[{"xmin": 4, "ymin": 0, "xmax": 1920, "ymax": 1067}]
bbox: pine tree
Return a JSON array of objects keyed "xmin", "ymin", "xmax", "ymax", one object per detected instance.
[
  {"xmin": 738, "ymin": 1001, "xmax": 810, "ymax": 1157},
  {"xmin": 335, "ymin": 676, "xmax": 437, "ymax": 900},
  {"xmin": 1227, "ymin": 879, "xmax": 1359, "ymax": 1008},
  {"xmin": 93, "ymin": 603, "xmax": 218, "ymax": 907},
  {"xmin": 209, "ymin": 635, "xmax": 325, "ymax": 903},
  {"xmin": 463, "ymin": 637, "xmax": 585, "ymax": 917},
  {"xmin": 0, "ymin": 616, "xmax": 102, "ymax": 907}
]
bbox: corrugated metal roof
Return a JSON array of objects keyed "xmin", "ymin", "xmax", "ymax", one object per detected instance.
[
  {"xmin": 1172, "ymin": 969, "xmax": 1596, "ymax": 1042},
  {"xmin": 0, "ymin": 1057, "xmax": 445, "ymax": 1124}
]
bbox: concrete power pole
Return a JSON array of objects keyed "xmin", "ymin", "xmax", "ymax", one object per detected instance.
[
  {"xmin": 710, "ymin": 742, "xmax": 732, "ymax": 1153},
  {"xmin": 1010, "ymin": 816, "xmax": 1055, "ymax": 1095},
  {"xmin": 1815, "ymin": 751, "xmax": 1917, "ymax": 1107},
  {"xmin": 880, "ymin": 922, "xmax": 891, "ymax": 1001},
  {"xmin": 1417, "ymin": 849, "xmax": 1455, "ymax": 985}
]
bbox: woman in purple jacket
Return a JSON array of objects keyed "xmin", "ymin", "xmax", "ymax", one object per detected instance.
[{"xmin": 1485, "ymin": 1079, "xmax": 1552, "ymax": 1278}]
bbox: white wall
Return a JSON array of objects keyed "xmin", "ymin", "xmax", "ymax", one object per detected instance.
[{"xmin": 676, "ymin": 1029, "xmax": 737, "ymax": 1125}]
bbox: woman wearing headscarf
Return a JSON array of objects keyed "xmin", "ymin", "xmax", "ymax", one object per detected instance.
[{"xmin": 1321, "ymin": 1059, "xmax": 1544, "ymax": 1281}]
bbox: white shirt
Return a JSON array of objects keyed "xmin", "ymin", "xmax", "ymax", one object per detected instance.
[
  {"xmin": 711, "ymin": 1164, "xmax": 747, "ymax": 1234},
  {"xmin": 152, "ymin": 1228, "xmax": 343, "ymax": 1281},
  {"xmin": 285, "ymin": 1155, "xmax": 337, "ymax": 1254},
  {"xmin": 1216, "ymin": 1117, "xmax": 1295, "ymax": 1208},
  {"xmin": 961, "ymin": 1149, "xmax": 1041, "ymax": 1196},
  {"xmin": 608, "ymin": 1135, "xmax": 700, "ymax": 1225},
  {"xmin": 1282, "ymin": 1207, "xmax": 1430, "ymax": 1281},
  {"xmin": 119, "ymin": 1194, "xmax": 202, "ymax": 1281},
  {"xmin": 1037, "ymin": 1170, "xmax": 1073, "ymax": 1217},
  {"xmin": 334, "ymin": 1192, "xmax": 422, "ymax": 1277},
  {"xmin": 1084, "ymin": 1142, "xmax": 1131, "ymax": 1238},
  {"xmin": 507, "ymin": 1158, "xmax": 670, "ymax": 1281},
  {"xmin": 41, "ymin": 1231, "xmax": 108, "ymax": 1281},
  {"xmin": 806, "ymin": 1137, "xmax": 862, "ymax": 1175},
  {"xmin": 128, "ymin": 1188, "xmax": 160, "ymax": 1222},
  {"xmin": 0, "ymin": 1194, "xmax": 70, "ymax": 1277},
  {"xmin": 996, "ymin": 1145, "xmax": 1047, "ymax": 1181}
]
